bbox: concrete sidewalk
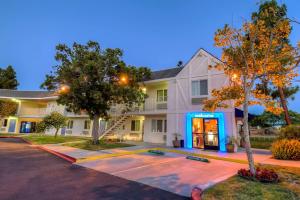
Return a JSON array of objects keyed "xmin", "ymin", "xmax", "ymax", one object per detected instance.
[
  {"xmin": 171, "ymin": 147, "xmax": 300, "ymax": 168},
  {"xmin": 42, "ymin": 143, "xmax": 156, "ymax": 159}
]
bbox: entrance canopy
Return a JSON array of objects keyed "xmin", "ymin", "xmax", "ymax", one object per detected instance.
[{"xmin": 186, "ymin": 112, "xmax": 226, "ymax": 152}]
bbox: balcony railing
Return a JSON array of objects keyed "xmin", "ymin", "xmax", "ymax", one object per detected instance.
[
  {"xmin": 18, "ymin": 108, "xmax": 47, "ymax": 117},
  {"xmin": 110, "ymin": 98, "xmax": 167, "ymax": 114}
]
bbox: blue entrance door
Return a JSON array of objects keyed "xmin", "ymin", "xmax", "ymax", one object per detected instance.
[{"xmin": 8, "ymin": 119, "xmax": 16, "ymax": 133}]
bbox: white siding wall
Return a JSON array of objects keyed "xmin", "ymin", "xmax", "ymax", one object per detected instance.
[
  {"xmin": 45, "ymin": 118, "xmax": 90, "ymax": 136},
  {"xmin": 165, "ymin": 49, "xmax": 236, "ymax": 146},
  {"xmin": 143, "ymin": 115, "xmax": 167, "ymax": 144}
]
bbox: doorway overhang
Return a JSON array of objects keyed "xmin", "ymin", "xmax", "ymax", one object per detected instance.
[{"xmin": 186, "ymin": 112, "xmax": 226, "ymax": 152}]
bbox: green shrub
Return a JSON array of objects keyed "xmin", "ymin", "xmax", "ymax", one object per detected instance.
[
  {"xmin": 271, "ymin": 139, "xmax": 300, "ymax": 160},
  {"xmin": 279, "ymin": 125, "xmax": 300, "ymax": 140},
  {"xmin": 36, "ymin": 122, "xmax": 46, "ymax": 133}
]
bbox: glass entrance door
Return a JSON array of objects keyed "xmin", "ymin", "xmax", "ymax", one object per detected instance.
[
  {"xmin": 192, "ymin": 118, "xmax": 219, "ymax": 150},
  {"xmin": 192, "ymin": 118, "xmax": 204, "ymax": 148},
  {"xmin": 203, "ymin": 118, "xmax": 219, "ymax": 150}
]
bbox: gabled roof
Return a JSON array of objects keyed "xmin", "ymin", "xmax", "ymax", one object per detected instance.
[
  {"xmin": 145, "ymin": 48, "xmax": 221, "ymax": 82},
  {"xmin": 146, "ymin": 67, "xmax": 184, "ymax": 81},
  {"xmin": 0, "ymin": 89, "xmax": 56, "ymax": 99}
]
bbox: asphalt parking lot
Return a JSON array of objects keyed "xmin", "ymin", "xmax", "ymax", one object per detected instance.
[
  {"xmin": 0, "ymin": 138, "xmax": 188, "ymax": 200},
  {"xmin": 78, "ymin": 150, "xmax": 246, "ymax": 197}
]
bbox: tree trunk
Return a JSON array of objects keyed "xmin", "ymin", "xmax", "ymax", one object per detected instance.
[
  {"xmin": 278, "ymin": 86, "xmax": 291, "ymax": 125},
  {"xmin": 54, "ymin": 129, "xmax": 58, "ymax": 138},
  {"xmin": 243, "ymin": 92, "xmax": 256, "ymax": 175},
  {"xmin": 92, "ymin": 115, "xmax": 100, "ymax": 145}
]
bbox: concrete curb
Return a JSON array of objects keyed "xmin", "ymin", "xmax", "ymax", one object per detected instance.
[
  {"xmin": 36, "ymin": 145, "xmax": 77, "ymax": 163},
  {"xmin": 0, "ymin": 136, "xmax": 76, "ymax": 163}
]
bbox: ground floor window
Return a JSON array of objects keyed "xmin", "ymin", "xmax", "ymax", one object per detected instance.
[
  {"xmin": 151, "ymin": 119, "xmax": 167, "ymax": 133},
  {"xmin": 20, "ymin": 121, "xmax": 36, "ymax": 133},
  {"xmin": 84, "ymin": 120, "xmax": 91, "ymax": 130},
  {"xmin": 67, "ymin": 120, "xmax": 73, "ymax": 129},
  {"xmin": 2, "ymin": 119, "xmax": 8, "ymax": 127},
  {"xmin": 131, "ymin": 120, "xmax": 140, "ymax": 131}
]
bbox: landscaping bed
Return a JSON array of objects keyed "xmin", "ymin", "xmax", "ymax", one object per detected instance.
[
  {"xmin": 64, "ymin": 140, "xmax": 134, "ymax": 151},
  {"xmin": 250, "ymin": 136, "xmax": 277, "ymax": 149},
  {"xmin": 202, "ymin": 165, "xmax": 300, "ymax": 200}
]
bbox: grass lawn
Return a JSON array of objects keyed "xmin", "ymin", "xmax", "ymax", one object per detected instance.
[
  {"xmin": 250, "ymin": 136, "xmax": 277, "ymax": 149},
  {"xmin": 202, "ymin": 165, "xmax": 300, "ymax": 200},
  {"xmin": 64, "ymin": 140, "xmax": 134, "ymax": 151},
  {"xmin": 22, "ymin": 134, "xmax": 89, "ymax": 144},
  {"xmin": 0, "ymin": 133, "xmax": 89, "ymax": 144}
]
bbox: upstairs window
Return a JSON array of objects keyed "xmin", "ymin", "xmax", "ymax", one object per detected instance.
[
  {"xmin": 157, "ymin": 89, "xmax": 168, "ymax": 102},
  {"xmin": 192, "ymin": 80, "xmax": 208, "ymax": 96},
  {"xmin": 67, "ymin": 120, "xmax": 73, "ymax": 129},
  {"xmin": 131, "ymin": 120, "xmax": 140, "ymax": 132}
]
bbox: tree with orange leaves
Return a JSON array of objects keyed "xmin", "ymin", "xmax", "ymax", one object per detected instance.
[{"xmin": 203, "ymin": 1, "xmax": 299, "ymax": 174}]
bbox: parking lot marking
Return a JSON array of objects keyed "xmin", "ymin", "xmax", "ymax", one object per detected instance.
[
  {"xmin": 111, "ymin": 156, "xmax": 183, "ymax": 175},
  {"xmin": 76, "ymin": 148, "xmax": 160, "ymax": 163}
]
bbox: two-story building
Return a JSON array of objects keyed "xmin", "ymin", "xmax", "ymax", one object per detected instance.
[{"xmin": 0, "ymin": 49, "xmax": 238, "ymax": 151}]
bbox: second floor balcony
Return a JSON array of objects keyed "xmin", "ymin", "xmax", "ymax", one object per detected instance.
[
  {"xmin": 18, "ymin": 107, "xmax": 47, "ymax": 117},
  {"xmin": 110, "ymin": 97, "xmax": 168, "ymax": 115}
]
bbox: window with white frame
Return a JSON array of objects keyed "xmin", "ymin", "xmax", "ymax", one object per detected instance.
[
  {"xmin": 157, "ymin": 89, "xmax": 167, "ymax": 102},
  {"xmin": 67, "ymin": 120, "xmax": 73, "ymax": 129},
  {"xmin": 151, "ymin": 119, "xmax": 167, "ymax": 133},
  {"xmin": 84, "ymin": 120, "xmax": 90, "ymax": 130},
  {"xmin": 2, "ymin": 119, "xmax": 8, "ymax": 127},
  {"xmin": 192, "ymin": 79, "xmax": 208, "ymax": 96},
  {"xmin": 131, "ymin": 120, "xmax": 140, "ymax": 132}
]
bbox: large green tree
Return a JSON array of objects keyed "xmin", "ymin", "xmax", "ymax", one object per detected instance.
[
  {"xmin": 41, "ymin": 41, "xmax": 150, "ymax": 144},
  {"xmin": 204, "ymin": 0, "xmax": 299, "ymax": 174},
  {"xmin": 0, "ymin": 101, "xmax": 18, "ymax": 118},
  {"xmin": 253, "ymin": 0, "xmax": 300, "ymax": 125},
  {"xmin": 0, "ymin": 65, "xmax": 19, "ymax": 89}
]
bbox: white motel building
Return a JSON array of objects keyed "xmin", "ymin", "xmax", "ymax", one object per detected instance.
[{"xmin": 0, "ymin": 49, "xmax": 245, "ymax": 152}]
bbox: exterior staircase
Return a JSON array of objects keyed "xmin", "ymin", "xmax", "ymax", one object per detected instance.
[{"xmin": 99, "ymin": 115, "xmax": 130, "ymax": 140}]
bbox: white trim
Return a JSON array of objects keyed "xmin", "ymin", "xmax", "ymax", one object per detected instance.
[{"xmin": 0, "ymin": 96, "xmax": 58, "ymax": 100}]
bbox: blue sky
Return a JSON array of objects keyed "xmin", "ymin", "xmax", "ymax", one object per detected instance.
[{"xmin": 0, "ymin": 0, "xmax": 299, "ymax": 114}]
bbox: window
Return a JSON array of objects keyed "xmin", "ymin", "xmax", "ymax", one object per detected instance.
[
  {"xmin": 151, "ymin": 119, "xmax": 167, "ymax": 133},
  {"xmin": 2, "ymin": 119, "xmax": 8, "ymax": 127},
  {"xmin": 192, "ymin": 80, "xmax": 208, "ymax": 96},
  {"xmin": 157, "ymin": 89, "xmax": 168, "ymax": 102},
  {"xmin": 67, "ymin": 120, "xmax": 73, "ymax": 129},
  {"xmin": 84, "ymin": 120, "xmax": 90, "ymax": 130},
  {"xmin": 131, "ymin": 120, "xmax": 140, "ymax": 131}
]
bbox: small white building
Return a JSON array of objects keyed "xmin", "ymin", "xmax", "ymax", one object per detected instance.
[{"xmin": 0, "ymin": 49, "xmax": 239, "ymax": 151}]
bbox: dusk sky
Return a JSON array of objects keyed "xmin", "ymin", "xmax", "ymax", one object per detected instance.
[{"xmin": 1, "ymin": 0, "xmax": 299, "ymax": 114}]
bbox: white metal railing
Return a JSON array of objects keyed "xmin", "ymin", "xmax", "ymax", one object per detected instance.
[
  {"xmin": 110, "ymin": 98, "xmax": 168, "ymax": 113},
  {"xmin": 18, "ymin": 107, "xmax": 47, "ymax": 116}
]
